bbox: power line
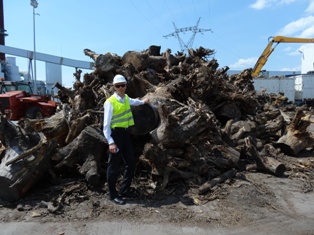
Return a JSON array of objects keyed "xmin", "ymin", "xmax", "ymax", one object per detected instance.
[
  {"xmin": 178, "ymin": 0, "xmax": 188, "ymax": 26},
  {"xmin": 145, "ymin": 0, "xmax": 167, "ymax": 29},
  {"xmin": 129, "ymin": 0, "xmax": 163, "ymax": 36},
  {"xmin": 164, "ymin": 17, "xmax": 212, "ymax": 53},
  {"xmin": 192, "ymin": 0, "xmax": 198, "ymax": 20},
  {"xmin": 163, "ymin": 0, "xmax": 176, "ymax": 23},
  {"xmin": 208, "ymin": 0, "xmax": 211, "ymax": 24}
]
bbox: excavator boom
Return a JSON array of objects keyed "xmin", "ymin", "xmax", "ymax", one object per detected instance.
[{"xmin": 251, "ymin": 36, "xmax": 314, "ymax": 77}]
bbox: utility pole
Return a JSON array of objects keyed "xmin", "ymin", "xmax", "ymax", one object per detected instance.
[
  {"xmin": 164, "ymin": 17, "xmax": 212, "ymax": 54},
  {"xmin": 30, "ymin": 0, "xmax": 38, "ymax": 94},
  {"xmin": 0, "ymin": 0, "xmax": 8, "ymax": 61}
]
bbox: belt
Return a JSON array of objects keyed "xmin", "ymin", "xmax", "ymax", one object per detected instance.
[{"xmin": 112, "ymin": 127, "xmax": 128, "ymax": 130}]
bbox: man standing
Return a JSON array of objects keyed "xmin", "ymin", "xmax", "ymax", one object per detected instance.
[{"xmin": 103, "ymin": 74, "xmax": 149, "ymax": 205}]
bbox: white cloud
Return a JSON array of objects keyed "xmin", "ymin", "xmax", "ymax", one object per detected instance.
[
  {"xmin": 299, "ymin": 25, "xmax": 314, "ymax": 37},
  {"xmin": 243, "ymin": 1, "xmax": 314, "ymax": 72},
  {"xmin": 285, "ymin": 44, "xmax": 314, "ymax": 57},
  {"xmin": 289, "ymin": 50, "xmax": 303, "ymax": 56},
  {"xmin": 295, "ymin": 44, "xmax": 314, "ymax": 54},
  {"xmin": 280, "ymin": 66, "xmax": 301, "ymax": 71},
  {"xmin": 250, "ymin": 0, "xmax": 269, "ymax": 10},
  {"xmin": 277, "ymin": 16, "xmax": 314, "ymax": 36},
  {"xmin": 305, "ymin": 0, "xmax": 314, "ymax": 13},
  {"xmin": 250, "ymin": 0, "xmax": 296, "ymax": 10},
  {"xmin": 230, "ymin": 57, "xmax": 257, "ymax": 69},
  {"xmin": 282, "ymin": 46, "xmax": 292, "ymax": 51}
]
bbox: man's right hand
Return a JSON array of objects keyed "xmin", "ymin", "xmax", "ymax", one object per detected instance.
[{"xmin": 109, "ymin": 143, "xmax": 118, "ymax": 154}]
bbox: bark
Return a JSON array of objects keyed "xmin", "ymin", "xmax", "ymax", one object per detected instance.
[
  {"xmin": 23, "ymin": 109, "xmax": 69, "ymax": 146},
  {"xmin": 65, "ymin": 112, "xmax": 94, "ymax": 144},
  {"xmin": 245, "ymin": 136, "xmax": 286, "ymax": 176},
  {"xmin": 79, "ymin": 155, "xmax": 101, "ymax": 186},
  {"xmin": 121, "ymin": 51, "xmax": 150, "ymax": 71},
  {"xmin": 198, "ymin": 168, "xmax": 237, "ymax": 195},
  {"xmin": 0, "ymin": 118, "xmax": 56, "ymax": 200},
  {"xmin": 277, "ymin": 110, "xmax": 314, "ymax": 155},
  {"xmin": 54, "ymin": 126, "xmax": 106, "ymax": 187}
]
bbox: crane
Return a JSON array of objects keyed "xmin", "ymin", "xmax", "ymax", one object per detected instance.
[{"xmin": 252, "ymin": 36, "xmax": 314, "ymax": 77}]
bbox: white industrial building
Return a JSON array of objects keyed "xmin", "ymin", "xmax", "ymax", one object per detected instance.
[{"xmin": 0, "ymin": 45, "xmax": 94, "ymax": 95}]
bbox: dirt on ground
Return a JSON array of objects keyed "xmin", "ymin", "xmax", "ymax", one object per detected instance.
[{"xmin": 0, "ymin": 152, "xmax": 313, "ymax": 235}]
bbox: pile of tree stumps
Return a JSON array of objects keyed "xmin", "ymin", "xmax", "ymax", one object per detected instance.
[{"xmin": 0, "ymin": 45, "xmax": 314, "ymax": 201}]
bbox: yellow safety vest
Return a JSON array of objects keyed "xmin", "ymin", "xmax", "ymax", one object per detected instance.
[{"xmin": 108, "ymin": 94, "xmax": 134, "ymax": 128}]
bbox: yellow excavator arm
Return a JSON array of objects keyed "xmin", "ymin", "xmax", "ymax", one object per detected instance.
[{"xmin": 251, "ymin": 36, "xmax": 314, "ymax": 77}]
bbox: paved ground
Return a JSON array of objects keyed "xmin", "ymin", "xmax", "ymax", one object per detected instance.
[
  {"xmin": 1, "ymin": 216, "xmax": 314, "ymax": 235},
  {"xmin": 1, "ymin": 152, "xmax": 314, "ymax": 235}
]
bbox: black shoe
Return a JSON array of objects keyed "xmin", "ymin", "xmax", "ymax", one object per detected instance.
[
  {"xmin": 112, "ymin": 197, "xmax": 126, "ymax": 205},
  {"xmin": 121, "ymin": 191, "xmax": 137, "ymax": 199}
]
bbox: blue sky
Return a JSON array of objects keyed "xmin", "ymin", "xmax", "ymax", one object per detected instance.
[{"xmin": 3, "ymin": 0, "xmax": 314, "ymax": 87}]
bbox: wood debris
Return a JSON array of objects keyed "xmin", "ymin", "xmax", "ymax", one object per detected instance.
[{"xmin": 0, "ymin": 45, "xmax": 313, "ymax": 201}]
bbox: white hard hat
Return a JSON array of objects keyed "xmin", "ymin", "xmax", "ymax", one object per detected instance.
[{"xmin": 113, "ymin": 74, "xmax": 127, "ymax": 85}]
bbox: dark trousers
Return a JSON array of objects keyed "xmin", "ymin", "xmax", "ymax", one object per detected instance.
[{"xmin": 107, "ymin": 128, "xmax": 135, "ymax": 199}]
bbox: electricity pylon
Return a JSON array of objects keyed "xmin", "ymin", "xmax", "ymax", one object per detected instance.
[{"xmin": 163, "ymin": 17, "xmax": 212, "ymax": 53}]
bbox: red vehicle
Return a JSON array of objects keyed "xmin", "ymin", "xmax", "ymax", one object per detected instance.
[{"xmin": 0, "ymin": 81, "xmax": 57, "ymax": 120}]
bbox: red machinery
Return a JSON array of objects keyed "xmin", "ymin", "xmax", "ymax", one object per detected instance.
[{"xmin": 0, "ymin": 81, "xmax": 57, "ymax": 120}]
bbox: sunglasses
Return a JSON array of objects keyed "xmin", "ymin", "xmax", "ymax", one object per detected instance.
[{"xmin": 114, "ymin": 84, "xmax": 126, "ymax": 88}]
